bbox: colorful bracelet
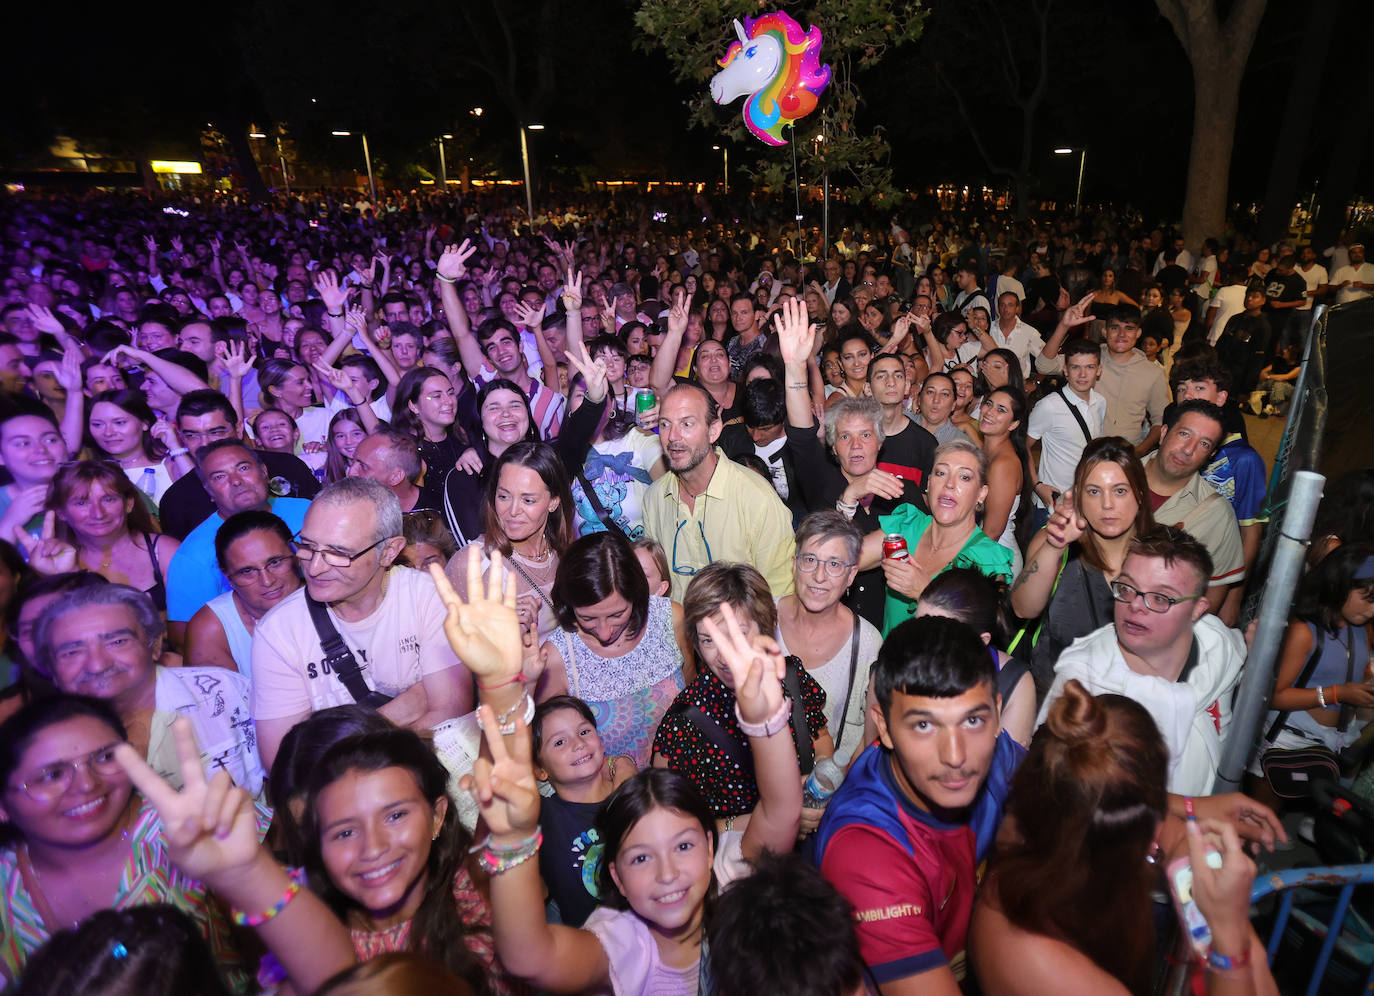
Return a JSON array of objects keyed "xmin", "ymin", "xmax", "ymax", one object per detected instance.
[
  {"xmin": 231, "ymin": 878, "xmax": 302, "ymax": 928},
  {"xmin": 436, "ymin": 273, "xmax": 457, "ymax": 284},
  {"xmin": 474, "ymin": 829, "xmax": 543, "ymax": 875},
  {"xmin": 1206, "ymin": 945, "xmax": 1252, "ymax": 972},
  {"xmin": 735, "ymin": 695, "xmax": 792, "ymax": 738},
  {"xmin": 1183, "ymin": 796, "xmax": 1197, "ymax": 822}
]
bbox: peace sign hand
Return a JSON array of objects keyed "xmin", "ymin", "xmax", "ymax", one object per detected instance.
[
  {"xmin": 561, "ymin": 268, "xmax": 583, "ymax": 313},
  {"xmin": 1062, "ymin": 291, "xmax": 1096, "ymax": 328},
  {"xmin": 437, "ymin": 240, "xmax": 476, "ymax": 282},
  {"xmin": 428, "ymin": 547, "xmax": 522, "ymax": 685},
  {"xmin": 113, "ymin": 717, "xmax": 260, "ymax": 883},
  {"xmin": 14, "ymin": 511, "xmax": 79, "ymax": 576},
  {"xmin": 462, "ymin": 707, "xmax": 541, "ymax": 839},
  {"xmin": 698, "ymin": 602, "xmax": 787, "ymax": 727},
  {"xmin": 565, "ymin": 338, "xmax": 609, "ymax": 405},
  {"xmin": 311, "ymin": 360, "xmax": 364, "ymax": 405}
]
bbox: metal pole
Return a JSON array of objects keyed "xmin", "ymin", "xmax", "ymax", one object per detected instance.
[
  {"xmin": 276, "ymin": 137, "xmax": 291, "ymax": 197},
  {"xmin": 1214, "ymin": 469, "xmax": 1326, "ymax": 792},
  {"xmin": 723, "ymin": 147, "xmax": 729, "ymax": 196},
  {"xmin": 1074, "ymin": 149, "xmax": 1086, "ymax": 215},
  {"xmin": 361, "ymin": 133, "xmax": 376, "ymax": 205},
  {"xmin": 438, "ymin": 138, "xmax": 447, "ymax": 188},
  {"xmin": 823, "ymin": 171, "xmax": 830, "ymax": 263},
  {"xmin": 519, "ymin": 125, "xmax": 534, "ymax": 220}
]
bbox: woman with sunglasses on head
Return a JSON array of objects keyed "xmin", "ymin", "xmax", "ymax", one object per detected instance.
[{"xmin": 183, "ymin": 511, "xmax": 301, "ymax": 678}]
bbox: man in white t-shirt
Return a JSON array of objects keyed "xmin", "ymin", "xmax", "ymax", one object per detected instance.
[
  {"xmin": 980, "ymin": 291, "xmax": 1047, "ymax": 378},
  {"xmin": 1296, "ymin": 245, "xmax": 1329, "ymax": 311},
  {"xmin": 1026, "ymin": 338, "xmax": 1106, "ymax": 530},
  {"xmin": 1206, "ymin": 266, "xmax": 1250, "ymax": 346},
  {"xmin": 252, "ymin": 477, "xmax": 473, "ymax": 765},
  {"xmin": 1330, "ymin": 243, "xmax": 1374, "ymax": 305}
]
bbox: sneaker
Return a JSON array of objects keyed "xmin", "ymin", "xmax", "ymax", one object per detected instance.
[{"xmin": 1264, "ymin": 404, "xmax": 1280, "ymax": 416}]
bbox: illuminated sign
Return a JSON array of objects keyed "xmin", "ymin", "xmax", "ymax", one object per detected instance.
[{"xmin": 149, "ymin": 161, "xmax": 203, "ymax": 174}]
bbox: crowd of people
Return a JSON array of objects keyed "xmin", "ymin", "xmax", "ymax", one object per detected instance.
[{"xmin": 0, "ymin": 184, "xmax": 1371, "ymax": 995}]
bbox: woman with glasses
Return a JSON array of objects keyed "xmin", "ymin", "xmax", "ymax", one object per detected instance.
[
  {"xmin": 531, "ymin": 531, "xmax": 687, "ymax": 768},
  {"xmin": 184, "ymin": 511, "xmax": 301, "ymax": 678},
  {"xmin": 0, "ymin": 695, "xmax": 258, "ymax": 988},
  {"xmin": 1010, "ymin": 437, "xmax": 1155, "ymax": 693},
  {"xmin": 775, "ymin": 512, "xmax": 881, "ymax": 767},
  {"xmin": 23, "ymin": 460, "xmax": 178, "ymax": 615}
]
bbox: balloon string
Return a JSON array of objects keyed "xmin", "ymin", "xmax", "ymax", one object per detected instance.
[{"xmin": 790, "ymin": 127, "xmax": 804, "ymax": 265}]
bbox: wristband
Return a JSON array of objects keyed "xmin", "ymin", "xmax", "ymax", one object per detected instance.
[
  {"xmin": 231, "ymin": 878, "xmax": 301, "ymax": 927},
  {"xmin": 735, "ymin": 695, "xmax": 792, "ymax": 738},
  {"xmin": 1317, "ymin": 685, "xmax": 1327, "ymax": 708},
  {"xmin": 327, "ymin": 309, "xmax": 344, "ymax": 318},
  {"xmin": 835, "ymin": 498, "xmax": 858, "ymax": 520},
  {"xmin": 436, "ymin": 273, "xmax": 456, "ymax": 284},
  {"xmin": 1332, "ymin": 685, "xmax": 1341, "ymax": 706},
  {"xmin": 476, "ymin": 671, "xmax": 526, "ymax": 691},
  {"xmin": 1206, "ymin": 945, "xmax": 1251, "ymax": 972},
  {"xmin": 474, "ymin": 829, "xmax": 542, "ymax": 875},
  {"xmin": 166, "ymin": 448, "xmax": 190, "ymax": 458}
]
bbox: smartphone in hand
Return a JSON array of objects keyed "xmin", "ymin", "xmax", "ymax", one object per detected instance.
[{"xmin": 1167, "ymin": 849, "xmax": 1223, "ymax": 959}]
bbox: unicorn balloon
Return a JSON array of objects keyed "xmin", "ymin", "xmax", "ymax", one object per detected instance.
[{"xmin": 709, "ymin": 12, "xmax": 831, "ymax": 147}]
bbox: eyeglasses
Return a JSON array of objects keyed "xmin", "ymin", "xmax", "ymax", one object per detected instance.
[
  {"xmin": 10, "ymin": 742, "xmax": 124, "ymax": 802},
  {"xmin": 796, "ymin": 553, "xmax": 855, "ymax": 578},
  {"xmin": 1109, "ymin": 580, "xmax": 1202, "ymax": 614},
  {"xmin": 671, "ymin": 519, "xmax": 712, "ymax": 577},
  {"xmin": 293, "ymin": 534, "xmax": 388, "ymax": 568},
  {"xmin": 229, "ymin": 555, "xmax": 297, "ymax": 586}
]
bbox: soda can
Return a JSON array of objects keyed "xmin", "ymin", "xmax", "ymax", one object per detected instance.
[
  {"xmin": 634, "ymin": 388, "xmax": 657, "ymax": 416},
  {"xmin": 882, "ymin": 534, "xmax": 909, "ymax": 562}
]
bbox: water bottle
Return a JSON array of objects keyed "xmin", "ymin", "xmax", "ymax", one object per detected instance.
[
  {"xmin": 136, "ymin": 467, "xmax": 157, "ymax": 499},
  {"xmin": 802, "ymin": 755, "xmax": 846, "ymax": 809}
]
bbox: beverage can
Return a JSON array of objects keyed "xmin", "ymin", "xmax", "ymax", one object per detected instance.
[
  {"xmin": 635, "ymin": 388, "xmax": 657, "ymax": 415},
  {"xmin": 882, "ymin": 534, "xmax": 909, "ymax": 562}
]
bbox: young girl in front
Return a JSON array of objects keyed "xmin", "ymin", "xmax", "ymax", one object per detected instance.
[
  {"xmin": 532, "ymin": 696, "xmax": 635, "ymax": 927},
  {"xmin": 466, "ymin": 598, "xmax": 804, "ymax": 995}
]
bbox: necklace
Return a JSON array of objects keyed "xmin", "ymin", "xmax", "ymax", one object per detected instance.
[
  {"xmin": 79, "ymin": 539, "xmax": 119, "ymax": 573},
  {"xmin": 512, "ymin": 540, "xmax": 551, "ymax": 564}
]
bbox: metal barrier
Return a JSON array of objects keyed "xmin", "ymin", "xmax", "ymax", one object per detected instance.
[{"xmin": 1250, "ymin": 864, "xmax": 1374, "ymax": 996}]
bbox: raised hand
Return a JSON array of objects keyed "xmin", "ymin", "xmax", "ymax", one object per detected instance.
[
  {"xmin": 313, "ymin": 269, "xmax": 349, "ymax": 313},
  {"xmin": 428, "ymin": 546, "xmax": 522, "ymax": 685},
  {"xmin": 143, "ymin": 235, "xmax": 158, "ymax": 254},
  {"xmin": 665, "ymin": 292, "xmax": 689, "ymax": 342},
  {"xmin": 25, "ymin": 304, "xmax": 64, "ymax": 337},
  {"xmin": 55, "ymin": 345, "xmax": 85, "ymax": 394},
  {"xmin": 512, "ymin": 300, "xmax": 544, "ymax": 331},
  {"xmin": 842, "ymin": 468, "xmax": 906, "ymax": 504},
  {"xmin": 1045, "ymin": 488, "xmax": 1086, "ymax": 549},
  {"xmin": 560, "ymin": 268, "xmax": 583, "ymax": 313},
  {"xmin": 437, "ymin": 241, "xmax": 476, "ymax": 282},
  {"xmin": 209, "ymin": 236, "xmax": 223, "ymax": 256},
  {"xmin": 311, "ymin": 360, "xmax": 364, "ymax": 405},
  {"xmin": 463, "ymin": 707, "xmax": 541, "ymax": 838},
  {"xmin": 1062, "ymin": 291, "xmax": 1096, "ymax": 328},
  {"xmin": 565, "ymin": 338, "xmax": 608, "ymax": 404},
  {"xmin": 113, "ymin": 718, "xmax": 260, "ymax": 884},
  {"xmin": 149, "ymin": 418, "xmax": 179, "ymax": 450},
  {"xmin": 772, "ymin": 296, "xmax": 815, "ymax": 370},
  {"xmin": 698, "ymin": 602, "xmax": 786, "ymax": 727},
  {"xmin": 170, "ymin": 236, "xmax": 184, "ymax": 256},
  {"xmin": 216, "ymin": 339, "xmax": 254, "ymax": 381},
  {"xmin": 343, "ymin": 302, "xmax": 369, "ymax": 335},
  {"xmin": 14, "ymin": 511, "xmax": 79, "ymax": 576},
  {"xmin": 881, "ymin": 315, "xmax": 912, "ymax": 354}
]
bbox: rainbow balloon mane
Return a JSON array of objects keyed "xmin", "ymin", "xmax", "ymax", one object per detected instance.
[{"xmin": 715, "ymin": 12, "xmax": 830, "ymax": 147}]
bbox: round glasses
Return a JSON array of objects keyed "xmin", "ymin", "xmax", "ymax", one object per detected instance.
[
  {"xmin": 11, "ymin": 743, "xmax": 124, "ymax": 802},
  {"xmin": 795, "ymin": 553, "xmax": 855, "ymax": 579},
  {"xmin": 1109, "ymin": 580, "xmax": 1202, "ymax": 614},
  {"xmin": 229, "ymin": 554, "xmax": 297, "ymax": 586}
]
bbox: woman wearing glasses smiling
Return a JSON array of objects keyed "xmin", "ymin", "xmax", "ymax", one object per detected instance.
[{"xmin": 183, "ymin": 510, "xmax": 301, "ymax": 679}]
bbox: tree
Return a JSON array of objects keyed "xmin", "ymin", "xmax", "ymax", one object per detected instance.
[
  {"xmin": 1154, "ymin": 0, "xmax": 1267, "ymax": 243},
  {"xmin": 632, "ymin": 0, "xmax": 926, "ymax": 202}
]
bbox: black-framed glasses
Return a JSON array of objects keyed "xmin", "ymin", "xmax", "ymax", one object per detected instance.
[
  {"xmin": 10, "ymin": 742, "xmax": 124, "ymax": 802},
  {"xmin": 671, "ymin": 519, "xmax": 712, "ymax": 577},
  {"xmin": 1109, "ymin": 580, "xmax": 1202, "ymax": 614},
  {"xmin": 795, "ymin": 553, "xmax": 855, "ymax": 579},
  {"xmin": 293, "ymin": 533, "xmax": 387, "ymax": 568}
]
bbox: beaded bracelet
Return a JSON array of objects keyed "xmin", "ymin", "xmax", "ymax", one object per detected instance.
[
  {"xmin": 231, "ymin": 879, "xmax": 301, "ymax": 928},
  {"xmin": 436, "ymin": 273, "xmax": 457, "ymax": 284},
  {"xmin": 475, "ymin": 691, "xmax": 535, "ymax": 736},
  {"xmin": 474, "ymin": 829, "xmax": 543, "ymax": 875},
  {"xmin": 735, "ymin": 696, "xmax": 792, "ymax": 738}
]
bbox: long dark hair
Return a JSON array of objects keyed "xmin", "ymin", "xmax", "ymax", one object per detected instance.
[
  {"xmin": 595, "ymin": 768, "xmax": 719, "ymax": 913},
  {"xmin": 88, "ymin": 389, "xmax": 166, "ymax": 461},
  {"xmin": 302, "ymin": 729, "xmax": 487, "ymax": 995},
  {"xmin": 1072, "ymin": 436, "xmax": 1154, "ymax": 574},
  {"xmin": 474, "ymin": 377, "xmax": 538, "ymax": 457},
  {"xmin": 990, "ymin": 680, "xmax": 1167, "ymax": 994},
  {"xmin": 482, "ymin": 440, "xmax": 575, "ymax": 558},
  {"xmin": 986, "ymin": 387, "xmax": 1033, "ymax": 553},
  {"xmin": 1296, "ymin": 544, "xmax": 1374, "ymax": 635},
  {"xmin": 919, "ymin": 567, "xmax": 1015, "ymax": 648},
  {"xmin": 391, "ymin": 366, "xmax": 465, "ymax": 445},
  {"xmin": 550, "ymin": 531, "xmax": 650, "ymax": 636}
]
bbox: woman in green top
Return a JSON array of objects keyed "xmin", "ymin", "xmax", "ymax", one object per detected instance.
[{"xmin": 855, "ymin": 438, "xmax": 1013, "ymax": 633}]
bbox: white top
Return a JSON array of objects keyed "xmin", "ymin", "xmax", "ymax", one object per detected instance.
[
  {"xmin": 1296, "ymin": 262, "xmax": 1328, "ymax": 311},
  {"xmin": 1037, "ymin": 615, "xmax": 1246, "ymax": 795},
  {"xmin": 988, "ymin": 317, "xmax": 1047, "ymax": 378},
  {"xmin": 149, "ymin": 666, "xmax": 265, "ymax": 799},
  {"xmin": 1207, "ymin": 285, "xmax": 1248, "ymax": 345},
  {"xmin": 250, "ymin": 567, "xmax": 463, "ymax": 720},
  {"xmin": 1026, "ymin": 387, "xmax": 1107, "ymax": 501},
  {"xmin": 206, "ymin": 590, "xmax": 255, "ymax": 680},
  {"xmin": 1332, "ymin": 262, "xmax": 1374, "ymax": 305},
  {"xmin": 775, "ymin": 607, "xmax": 882, "ymax": 764}
]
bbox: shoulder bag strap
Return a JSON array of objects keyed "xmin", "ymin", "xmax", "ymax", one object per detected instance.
[
  {"xmin": 305, "ymin": 595, "xmax": 374, "ymax": 704},
  {"xmin": 1264, "ymin": 637, "xmax": 1326, "ymax": 743},
  {"xmin": 679, "ymin": 704, "xmax": 753, "ymax": 773},
  {"xmin": 832, "ymin": 614, "xmax": 863, "ymax": 755},
  {"xmin": 507, "ymin": 554, "xmax": 557, "ymax": 616},
  {"xmin": 1057, "ymin": 387, "xmax": 1094, "ymax": 445},
  {"xmin": 782, "ymin": 656, "xmax": 815, "ymax": 774},
  {"xmin": 577, "ymin": 469, "xmax": 629, "ymax": 539},
  {"xmin": 1338, "ymin": 627, "xmax": 1357, "ymax": 734}
]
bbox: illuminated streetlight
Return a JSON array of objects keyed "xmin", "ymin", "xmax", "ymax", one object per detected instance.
[
  {"xmin": 470, "ymin": 107, "xmax": 483, "ymax": 117},
  {"xmin": 1055, "ymin": 146, "xmax": 1087, "ymax": 214},
  {"xmin": 332, "ymin": 131, "xmax": 376, "ymax": 204},
  {"xmin": 519, "ymin": 124, "xmax": 544, "ymax": 219},
  {"xmin": 249, "ymin": 132, "xmax": 267, "ymax": 139},
  {"xmin": 712, "ymin": 145, "xmax": 729, "ymax": 195}
]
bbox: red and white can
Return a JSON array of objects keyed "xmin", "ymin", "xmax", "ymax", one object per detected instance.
[{"xmin": 882, "ymin": 534, "xmax": 909, "ymax": 562}]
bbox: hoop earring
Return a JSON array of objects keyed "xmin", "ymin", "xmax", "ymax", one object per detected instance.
[{"xmin": 975, "ymin": 501, "xmax": 985, "ymax": 514}]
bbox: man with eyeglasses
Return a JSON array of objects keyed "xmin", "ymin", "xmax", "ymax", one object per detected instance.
[
  {"xmin": 34, "ymin": 582, "xmax": 265, "ymax": 798},
  {"xmin": 159, "ymin": 389, "xmax": 319, "ymax": 541},
  {"xmin": 251, "ymin": 477, "xmax": 472, "ymax": 766},
  {"xmin": 642, "ymin": 382, "xmax": 796, "ymax": 602},
  {"xmin": 164, "ymin": 439, "xmax": 312, "ymax": 641},
  {"xmin": 1036, "ymin": 526, "xmax": 1246, "ymax": 794}
]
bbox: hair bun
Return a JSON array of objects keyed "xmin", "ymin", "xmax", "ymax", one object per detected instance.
[{"xmin": 1046, "ymin": 678, "xmax": 1107, "ymax": 746}]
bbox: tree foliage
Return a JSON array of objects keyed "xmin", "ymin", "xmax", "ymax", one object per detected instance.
[{"xmin": 632, "ymin": 0, "xmax": 926, "ymax": 202}]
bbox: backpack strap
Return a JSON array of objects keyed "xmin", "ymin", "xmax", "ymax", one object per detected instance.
[{"xmin": 306, "ymin": 595, "xmax": 391, "ymax": 707}]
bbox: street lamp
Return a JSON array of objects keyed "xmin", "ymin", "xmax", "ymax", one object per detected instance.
[
  {"xmin": 712, "ymin": 145, "xmax": 729, "ymax": 195},
  {"xmin": 1055, "ymin": 147, "xmax": 1086, "ymax": 214},
  {"xmin": 520, "ymin": 124, "xmax": 544, "ymax": 220},
  {"xmin": 437, "ymin": 135, "xmax": 454, "ymax": 186},
  {"xmin": 332, "ymin": 130, "xmax": 376, "ymax": 205}
]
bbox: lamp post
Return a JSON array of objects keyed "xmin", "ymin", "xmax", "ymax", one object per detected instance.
[
  {"xmin": 1054, "ymin": 147, "xmax": 1086, "ymax": 214},
  {"xmin": 712, "ymin": 145, "xmax": 729, "ymax": 195},
  {"xmin": 332, "ymin": 130, "xmax": 376, "ymax": 205},
  {"xmin": 520, "ymin": 123, "xmax": 544, "ymax": 220},
  {"xmin": 438, "ymin": 135, "xmax": 453, "ymax": 187}
]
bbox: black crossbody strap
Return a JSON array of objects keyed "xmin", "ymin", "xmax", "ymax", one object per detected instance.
[
  {"xmin": 782, "ymin": 655, "xmax": 815, "ymax": 775},
  {"xmin": 577, "ymin": 470, "xmax": 628, "ymax": 539},
  {"xmin": 832, "ymin": 615, "xmax": 863, "ymax": 755},
  {"xmin": 306, "ymin": 595, "xmax": 376, "ymax": 705},
  {"xmin": 680, "ymin": 705, "xmax": 753, "ymax": 773},
  {"xmin": 1264, "ymin": 641, "xmax": 1325, "ymax": 743},
  {"xmin": 1057, "ymin": 387, "xmax": 1094, "ymax": 445}
]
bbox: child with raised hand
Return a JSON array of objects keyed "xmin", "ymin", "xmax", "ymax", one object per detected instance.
[{"xmin": 464, "ymin": 601, "xmax": 804, "ymax": 995}]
